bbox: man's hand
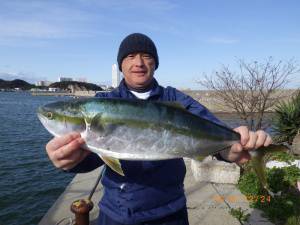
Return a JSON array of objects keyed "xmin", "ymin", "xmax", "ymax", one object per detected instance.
[
  {"xmin": 221, "ymin": 126, "xmax": 273, "ymax": 164},
  {"xmin": 46, "ymin": 132, "xmax": 90, "ymax": 170}
]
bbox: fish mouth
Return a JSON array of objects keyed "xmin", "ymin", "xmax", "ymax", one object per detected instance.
[
  {"xmin": 37, "ymin": 111, "xmax": 60, "ymax": 137},
  {"xmin": 37, "ymin": 106, "xmax": 62, "ymax": 137},
  {"xmin": 37, "ymin": 106, "xmax": 49, "ymax": 124},
  {"xmin": 37, "ymin": 106, "xmax": 86, "ymax": 137}
]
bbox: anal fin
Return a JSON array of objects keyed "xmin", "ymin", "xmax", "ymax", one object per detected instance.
[{"xmin": 99, "ymin": 155, "xmax": 125, "ymax": 176}]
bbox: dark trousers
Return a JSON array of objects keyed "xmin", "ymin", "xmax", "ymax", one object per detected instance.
[{"xmin": 97, "ymin": 207, "xmax": 189, "ymax": 225}]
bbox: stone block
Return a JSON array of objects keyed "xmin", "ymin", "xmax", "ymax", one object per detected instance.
[{"xmin": 191, "ymin": 157, "xmax": 240, "ymax": 184}]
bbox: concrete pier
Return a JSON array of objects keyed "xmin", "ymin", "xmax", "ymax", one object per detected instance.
[{"xmin": 39, "ymin": 160, "xmax": 274, "ymax": 225}]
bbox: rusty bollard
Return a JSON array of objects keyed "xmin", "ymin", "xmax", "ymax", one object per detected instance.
[{"xmin": 71, "ymin": 199, "xmax": 94, "ymax": 225}]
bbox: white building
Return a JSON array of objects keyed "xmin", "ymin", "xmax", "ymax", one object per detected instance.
[
  {"xmin": 99, "ymin": 84, "xmax": 110, "ymax": 90},
  {"xmin": 48, "ymin": 87, "xmax": 60, "ymax": 92},
  {"xmin": 35, "ymin": 81, "xmax": 52, "ymax": 86},
  {"xmin": 59, "ymin": 77, "xmax": 73, "ymax": 82},
  {"xmin": 76, "ymin": 77, "xmax": 87, "ymax": 83},
  {"xmin": 112, "ymin": 64, "xmax": 120, "ymax": 88}
]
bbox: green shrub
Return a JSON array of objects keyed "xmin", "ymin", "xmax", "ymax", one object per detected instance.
[
  {"xmin": 273, "ymin": 90, "xmax": 300, "ymax": 144},
  {"xmin": 284, "ymin": 215, "xmax": 300, "ymax": 225},
  {"xmin": 266, "ymin": 151, "xmax": 299, "ymax": 164},
  {"xmin": 238, "ymin": 166, "xmax": 300, "ymax": 224}
]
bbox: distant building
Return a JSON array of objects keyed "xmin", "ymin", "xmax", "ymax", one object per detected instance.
[
  {"xmin": 48, "ymin": 87, "xmax": 60, "ymax": 92},
  {"xmin": 59, "ymin": 77, "xmax": 73, "ymax": 82},
  {"xmin": 112, "ymin": 64, "xmax": 120, "ymax": 88},
  {"xmin": 36, "ymin": 81, "xmax": 52, "ymax": 86},
  {"xmin": 99, "ymin": 84, "xmax": 111, "ymax": 90},
  {"xmin": 76, "ymin": 77, "xmax": 87, "ymax": 83},
  {"xmin": 30, "ymin": 88, "xmax": 46, "ymax": 92}
]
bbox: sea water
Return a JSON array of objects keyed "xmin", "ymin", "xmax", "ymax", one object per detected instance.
[{"xmin": 0, "ymin": 92, "xmax": 74, "ymax": 225}]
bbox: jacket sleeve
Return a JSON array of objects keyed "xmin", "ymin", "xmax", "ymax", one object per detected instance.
[{"xmin": 171, "ymin": 88, "xmax": 232, "ymax": 162}]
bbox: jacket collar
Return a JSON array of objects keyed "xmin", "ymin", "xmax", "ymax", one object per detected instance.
[{"xmin": 118, "ymin": 78, "xmax": 163, "ymax": 99}]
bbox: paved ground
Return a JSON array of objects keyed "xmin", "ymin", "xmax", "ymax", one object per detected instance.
[{"xmin": 39, "ymin": 160, "xmax": 274, "ymax": 225}]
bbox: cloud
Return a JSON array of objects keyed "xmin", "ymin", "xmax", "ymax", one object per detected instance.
[
  {"xmin": 0, "ymin": 37, "xmax": 53, "ymax": 47},
  {"xmin": 207, "ymin": 37, "xmax": 239, "ymax": 44},
  {"xmin": 0, "ymin": 19, "xmax": 111, "ymax": 40},
  {"xmin": 78, "ymin": 0, "xmax": 178, "ymax": 12},
  {"xmin": 0, "ymin": 21, "xmax": 64, "ymax": 39},
  {"xmin": 0, "ymin": 0, "xmax": 180, "ymax": 43},
  {"xmin": 0, "ymin": 0, "xmax": 111, "ymax": 40},
  {"xmin": 273, "ymin": 38, "xmax": 300, "ymax": 44}
]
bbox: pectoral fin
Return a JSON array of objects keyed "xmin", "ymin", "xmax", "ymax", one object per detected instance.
[
  {"xmin": 99, "ymin": 155, "xmax": 125, "ymax": 176},
  {"xmin": 90, "ymin": 113, "xmax": 118, "ymax": 136},
  {"xmin": 194, "ymin": 156, "xmax": 206, "ymax": 161}
]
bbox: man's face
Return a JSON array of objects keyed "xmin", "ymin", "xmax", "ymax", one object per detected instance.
[{"xmin": 121, "ymin": 52, "xmax": 155, "ymax": 88}]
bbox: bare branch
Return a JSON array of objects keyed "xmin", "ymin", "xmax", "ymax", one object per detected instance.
[{"xmin": 199, "ymin": 57, "xmax": 299, "ymax": 130}]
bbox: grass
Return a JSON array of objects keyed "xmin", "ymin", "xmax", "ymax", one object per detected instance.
[
  {"xmin": 238, "ymin": 164, "xmax": 300, "ymax": 225},
  {"xmin": 229, "ymin": 207, "xmax": 250, "ymax": 223}
]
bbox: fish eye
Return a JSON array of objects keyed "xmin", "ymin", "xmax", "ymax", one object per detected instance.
[{"xmin": 46, "ymin": 112, "xmax": 53, "ymax": 119}]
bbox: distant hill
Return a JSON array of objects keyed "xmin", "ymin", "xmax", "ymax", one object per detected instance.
[
  {"xmin": 0, "ymin": 79, "xmax": 104, "ymax": 92},
  {"xmin": 49, "ymin": 81, "xmax": 103, "ymax": 92},
  {"xmin": 0, "ymin": 79, "xmax": 34, "ymax": 90}
]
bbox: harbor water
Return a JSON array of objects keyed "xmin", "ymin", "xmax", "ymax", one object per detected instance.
[{"xmin": 0, "ymin": 92, "xmax": 74, "ymax": 225}]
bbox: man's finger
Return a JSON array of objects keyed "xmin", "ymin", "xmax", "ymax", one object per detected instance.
[
  {"xmin": 255, "ymin": 130, "xmax": 267, "ymax": 149},
  {"xmin": 230, "ymin": 143, "xmax": 243, "ymax": 153},
  {"xmin": 56, "ymin": 149, "xmax": 90, "ymax": 170},
  {"xmin": 46, "ymin": 132, "xmax": 81, "ymax": 152},
  {"xmin": 234, "ymin": 126, "xmax": 249, "ymax": 146},
  {"xmin": 244, "ymin": 131, "xmax": 258, "ymax": 150},
  {"xmin": 54, "ymin": 137, "xmax": 85, "ymax": 160},
  {"xmin": 236, "ymin": 151, "xmax": 251, "ymax": 164},
  {"xmin": 264, "ymin": 134, "xmax": 273, "ymax": 147}
]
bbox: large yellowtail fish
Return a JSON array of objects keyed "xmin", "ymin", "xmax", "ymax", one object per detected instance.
[{"xmin": 37, "ymin": 98, "xmax": 293, "ymax": 194}]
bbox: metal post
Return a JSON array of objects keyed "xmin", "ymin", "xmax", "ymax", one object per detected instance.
[{"xmin": 70, "ymin": 199, "xmax": 94, "ymax": 225}]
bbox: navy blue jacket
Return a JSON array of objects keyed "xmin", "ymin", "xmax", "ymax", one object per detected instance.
[{"xmin": 70, "ymin": 79, "xmax": 224, "ymax": 224}]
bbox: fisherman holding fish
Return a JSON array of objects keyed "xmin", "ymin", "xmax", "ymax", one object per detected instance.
[{"xmin": 45, "ymin": 33, "xmax": 272, "ymax": 225}]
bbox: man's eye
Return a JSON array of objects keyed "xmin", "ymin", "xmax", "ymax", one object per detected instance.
[
  {"xmin": 143, "ymin": 54, "xmax": 152, "ymax": 59},
  {"xmin": 127, "ymin": 54, "xmax": 135, "ymax": 58}
]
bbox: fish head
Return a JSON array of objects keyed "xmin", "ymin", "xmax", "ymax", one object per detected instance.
[{"xmin": 37, "ymin": 100, "xmax": 86, "ymax": 137}]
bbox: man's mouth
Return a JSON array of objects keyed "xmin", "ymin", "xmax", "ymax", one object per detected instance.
[{"xmin": 132, "ymin": 71, "xmax": 147, "ymax": 75}]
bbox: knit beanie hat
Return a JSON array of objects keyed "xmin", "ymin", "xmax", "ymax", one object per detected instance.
[{"xmin": 117, "ymin": 33, "xmax": 159, "ymax": 71}]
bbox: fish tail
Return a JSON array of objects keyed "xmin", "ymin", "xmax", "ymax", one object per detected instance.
[{"xmin": 251, "ymin": 144, "xmax": 290, "ymax": 195}]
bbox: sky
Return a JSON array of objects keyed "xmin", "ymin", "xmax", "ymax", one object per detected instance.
[{"xmin": 0, "ymin": 0, "xmax": 300, "ymax": 89}]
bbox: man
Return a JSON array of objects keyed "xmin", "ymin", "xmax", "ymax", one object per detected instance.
[{"xmin": 46, "ymin": 33, "xmax": 272, "ymax": 225}]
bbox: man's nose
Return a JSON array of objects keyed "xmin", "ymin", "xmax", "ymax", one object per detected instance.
[{"xmin": 133, "ymin": 54, "xmax": 144, "ymax": 66}]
